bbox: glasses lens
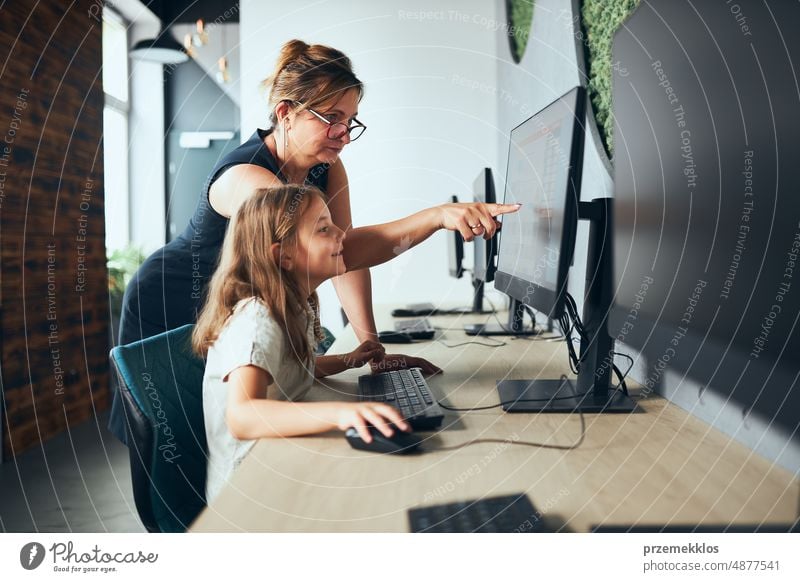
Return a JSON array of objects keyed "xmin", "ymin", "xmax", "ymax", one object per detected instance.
[{"xmin": 349, "ymin": 125, "xmax": 365, "ymax": 141}]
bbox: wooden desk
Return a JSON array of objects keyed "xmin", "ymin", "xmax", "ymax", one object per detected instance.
[{"xmin": 191, "ymin": 309, "xmax": 798, "ymax": 532}]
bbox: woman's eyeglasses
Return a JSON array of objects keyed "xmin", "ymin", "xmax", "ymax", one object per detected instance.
[{"xmin": 292, "ymin": 101, "xmax": 366, "ymax": 141}]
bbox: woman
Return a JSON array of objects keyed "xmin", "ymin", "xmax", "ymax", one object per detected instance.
[{"xmin": 112, "ymin": 39, "xmax": 518, "ymax": 443}]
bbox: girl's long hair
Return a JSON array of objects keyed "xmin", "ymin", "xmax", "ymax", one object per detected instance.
[{"xmin": 192, "ymin": 185, "xmax": 326, "ymax": 366}]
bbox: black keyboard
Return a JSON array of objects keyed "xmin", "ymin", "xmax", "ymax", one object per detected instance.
[
  {"xmin": 357, "ymin": 368, "xmax": 444, "ymax": 430},
  {"xmin": 408, "ymin": 494, "xmax": 545, "ymax": 533},
  {"xmin": 393, "ymin": 317, "xmax": 435, "ymax": 339},
  {"xmin": 391, "ymin": 303, "xmax": 436, "ymax": 317}
]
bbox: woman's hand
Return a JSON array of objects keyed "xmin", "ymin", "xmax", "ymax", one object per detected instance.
[
  {"xmin": 345, "ymin": 340, "xmax": 385, "ymax": 368},
  {"xmin": 371, "ymin": 354, "xmax": 442, "ymax": 376},
  {"xmin": 438, "ymin": 202, "xmax": 521, "ymax": 242},
  {"xmin": 336, "ymin": 402, "xmax": 410, "ymax": 442}
]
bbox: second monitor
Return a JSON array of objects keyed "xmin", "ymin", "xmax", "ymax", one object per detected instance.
[
  {"xmin": 492, "ymin": 85, "xmax": 635, "ymax": 413},
  {"xmin": 462, "ymin": 168, "xmax": 538, "ymax": 334}
]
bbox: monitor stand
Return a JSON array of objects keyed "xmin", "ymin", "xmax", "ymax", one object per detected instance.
[
  {"xmin": 497, "ymin": 378, "xmax": 636, "ymax": 412},
  {"xmin": 468, "ymin": 279, "xmax": 494, "ymax": 314},
  {"xmin": 464, "ymin": 297, "xmax": 539, "ymax": 336},
  {"xmin": 495, "ymin": 198, "xmax": 637, "ymax": 413}
]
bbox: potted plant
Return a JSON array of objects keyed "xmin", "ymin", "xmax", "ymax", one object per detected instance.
[{"xmin": 107, "ymin": 245, "xmax": 146, "ymax": 345}]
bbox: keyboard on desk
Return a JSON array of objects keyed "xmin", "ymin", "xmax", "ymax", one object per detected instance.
[
  {"xmin": 393, "ymin": 317, "xmax": 435, "ymax": 340},
  {"xmin": 358, "ymin": 368, "xmax": 444, "ymax": 430},
  {"xmin": 408, "ymin": 494, "xmax": 545, "ymax": 533}
]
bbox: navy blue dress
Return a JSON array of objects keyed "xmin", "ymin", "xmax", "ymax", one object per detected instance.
[{"xmin": 110, "ymin": 128, "xmax": 329, "ymax": 443}]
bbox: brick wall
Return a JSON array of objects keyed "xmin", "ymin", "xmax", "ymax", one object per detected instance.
[{"xmin": 0, "ymin": 0, "xmax": 109, "ymax": 459}]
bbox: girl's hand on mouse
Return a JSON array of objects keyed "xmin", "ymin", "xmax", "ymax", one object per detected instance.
[
  {"xmin": 337, "ymin": 403, "xmax": 410, "ymax": 442},
  {"xmin": 371, "ymin": 354, "xmax": 442, "ymax": 376},
  {"xmin": 345, "ymin": 340, "xmax": 385, "ymax": 368}
]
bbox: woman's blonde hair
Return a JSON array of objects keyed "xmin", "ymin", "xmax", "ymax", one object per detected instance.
[
  {"xmin": 261, "ymin": 39, "xmax": 364, "ymax": 127},
  {"xmin": 192, "ymin": 185, "xmax": 327, "ymax": 366}
]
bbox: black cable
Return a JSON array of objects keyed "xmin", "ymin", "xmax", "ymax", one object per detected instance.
[
  {"xmin": 437, "ymin": 389, "xmax": 595, "ymax": 412},
  {"xmin": 435, "ymin": 337, "xmax": 506, "ymax": 349},
  {"xmin": 484, "ymin": 294, "xmax": 498, "ymax": 313},
  {"xmin": 614, "ymin": 351, "xmax": 635, "ymax": 377},
  {"xmin": 517, "ymin": 301, "xmax": 566, "ymax": 340},
  {"xmin": 563, "ymin": 292, "xmax": 636, "ymax": 397},
  {"xmin": 612, "ymin": 364, "xmax": 629, "ymax": 396},
  {"xmin": 485, "ymin": 297, "xmax": 539, "ymax": 337},
  {"xmin": 509, "ymin": 334, "xmax": 566, "ymax": 342},
  {"xmin": 434, "ymin": 376, "xmax": 586, "ymax": 451},
  {"xmin": 564, "ymin": 330, "xmax": 580, "ymax": 374},
  {"xmin": 561, "ymin": 312, "xmax": 582, "ymax": 374},
  {"xmin": 521, "ymin": 303, "xmax": 537, "ymax": 325},
  {"xmin": 611, "ymin": 352, "xmax": 635, "ymax": 396}
]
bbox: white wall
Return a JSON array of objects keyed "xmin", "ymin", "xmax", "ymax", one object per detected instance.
[{"xmin": 240, "ymin": 0, "xmax": 500, "ymax": 335}]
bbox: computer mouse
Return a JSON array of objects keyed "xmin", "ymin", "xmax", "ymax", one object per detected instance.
[
  {"xmin": 377, "ymin": 330, "xmax": 414, "ymax": 343},
  {"xmin": 345, "ymin": 426, "xmax": 422, "ymax": 454}
]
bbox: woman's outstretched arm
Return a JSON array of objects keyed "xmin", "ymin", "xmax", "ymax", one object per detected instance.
[
  {"xmin": 326, "ymin": 161, "xmax": 521, "ymax": 273},
  {"xmin": 342, "ymin": 202, "xmax": 521, "ymax": 272}
]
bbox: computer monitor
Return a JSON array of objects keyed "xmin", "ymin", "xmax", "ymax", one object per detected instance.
[
  {"xmin": 467, "ymin": 168, "xmax": 498, "ymax": 315},
  {"xmin": 494, "ymin": 90, "xmax": 582, "ymax": 320},
  {"xmin": 609, "ymin": 0, "xmax": 800, "ymax": 435},
  {"xmin": 463, "ymin": 164, "xmax": 538, "ymax": 334},
  {"xmin": 447, "ymin": 194, "xmax": 465, "ymax": 279},
  {"xmin": 492, "ymin": 87, "xmax": 583, "ymax": 333},
  {"xmin": 492, "ymin": 86, "xmax": 636, "ymax": 412},
  {"xmin": 472, "ymin": 168, "xmax": 498, "ymax": 284}
]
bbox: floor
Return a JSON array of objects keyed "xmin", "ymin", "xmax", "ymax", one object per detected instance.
[{"xmin": 0, "ymin": 411, "xmax": 145, "ymax": 533}]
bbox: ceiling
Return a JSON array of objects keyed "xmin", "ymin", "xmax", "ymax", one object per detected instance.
[{"xmin": 143, "ymin": 0, "xmax": 239, "ymax": 24}]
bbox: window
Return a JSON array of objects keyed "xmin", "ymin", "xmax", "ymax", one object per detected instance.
[{"xmin": 102, "ymin": 7, "xmax": 130, "ymax": 251}]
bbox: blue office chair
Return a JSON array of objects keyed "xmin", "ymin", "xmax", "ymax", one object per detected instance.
[
  {"xmin": 109, "ymin": 324, "xmax": 208, "ymax": 533},
  {"xmin": 316, "ymin": 326, "xmax": 336, "ymax": 355}
]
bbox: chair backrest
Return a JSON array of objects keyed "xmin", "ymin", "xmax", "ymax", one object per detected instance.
[
  {"xmin": 110, "ymin": 324, "xmax": 207, "ymax": 533},
  {"xmin": 316, "ymin": 326, "xmax": 336, "ymax": 355}
]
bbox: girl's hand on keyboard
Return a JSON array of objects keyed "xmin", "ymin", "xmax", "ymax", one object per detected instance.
[
  {"xmin": 345, "ymin": 340, "xmax": 386, "ymax": 368},
  {"xmin": 337, "ymin": 403, "xmax": 410, "ymax": 442},
  {"xmin": 371, "ymin": 354, "xmax": 442, "ymax": 376}
]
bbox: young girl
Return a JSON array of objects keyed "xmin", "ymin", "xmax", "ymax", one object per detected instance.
[{"xmin": 193, "ymin": 185, "xmax": 410, "ymax": 502}]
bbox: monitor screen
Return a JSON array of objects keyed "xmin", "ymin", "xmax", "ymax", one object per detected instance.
[
  {"xmin": 494, "ymin": 86, "xmax": 585, "ymax": 319},
  {"xmin": 447, "ymin": 195, "xmax": 464, "ymax": 278},
  {"xmin": 473, "ymin": 168, "xmax": 497, "ymax": 283}
]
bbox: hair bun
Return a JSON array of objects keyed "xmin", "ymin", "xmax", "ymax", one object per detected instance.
[
  {"xmin": 261, "ymin": 39, "xmax": 309, "ymax": 92},
  {"xmin": 277, "ymin": 39, "xmax": 309, "ymax": 71}
]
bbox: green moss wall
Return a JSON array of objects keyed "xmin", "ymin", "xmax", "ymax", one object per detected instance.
[{"xmin": 581, "ymin": 0, "xmax": 641, "ymax": 156}]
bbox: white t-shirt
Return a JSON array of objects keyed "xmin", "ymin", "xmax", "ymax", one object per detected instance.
[{"xmin": 203, "ymin": 297, "xmax": 317, "ymax": 503}]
